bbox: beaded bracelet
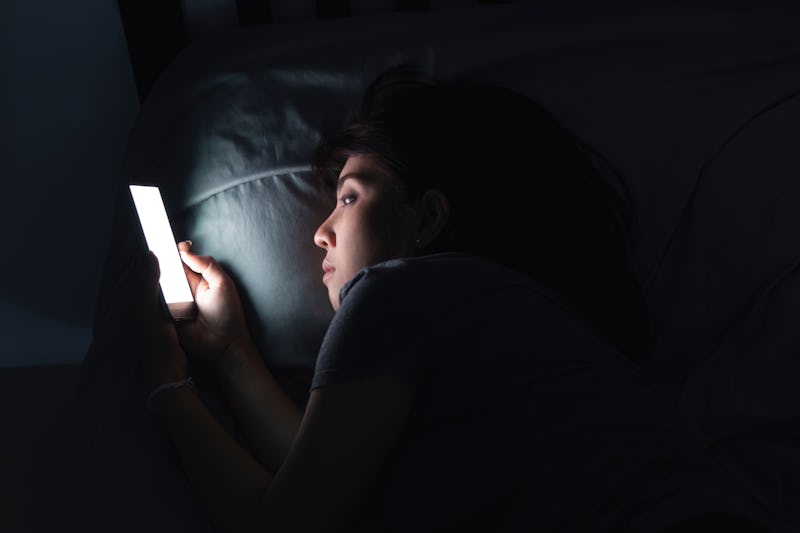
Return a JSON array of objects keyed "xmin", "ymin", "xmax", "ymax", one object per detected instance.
[{"xmin": 147, "ymin": 376, "xmax": 196, "ymax": 411}]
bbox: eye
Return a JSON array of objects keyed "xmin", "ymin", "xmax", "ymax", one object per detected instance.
[{"xmin": 340, "ymin": 194, "xmax": 357, "ymax": 206}]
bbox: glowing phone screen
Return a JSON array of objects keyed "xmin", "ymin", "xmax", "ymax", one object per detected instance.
[{"xmin": 129, "ymin": 185, "xmax": 194, "ymax": 310}]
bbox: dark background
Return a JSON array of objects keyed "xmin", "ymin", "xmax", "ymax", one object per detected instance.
[{"xmin": 4, "ymin": 1, "xmax": 784, "ymax": 531}]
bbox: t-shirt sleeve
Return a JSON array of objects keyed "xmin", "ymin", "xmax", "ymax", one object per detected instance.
[{"xmin": 310, "ymin": 262, "xmax": 442, "ymax": 391}]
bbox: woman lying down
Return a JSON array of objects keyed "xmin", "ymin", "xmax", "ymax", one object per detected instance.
[{"xmin": 130, "ymin": 65, "xmax": 771, "ymax": 532}]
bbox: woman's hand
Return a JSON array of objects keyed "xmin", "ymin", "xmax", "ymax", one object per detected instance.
[
  {"xmin": 175, "ymin": 241, "xmax": 251, "ymax": 363},
  {"xmin": 132, "ymin": 251, "xmax": 188, "ymax": 389}
]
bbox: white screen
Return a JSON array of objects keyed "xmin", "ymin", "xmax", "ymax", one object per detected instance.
[{"xmin": 129, "ymin": 185, "xmax": 194, "ymax": 304}]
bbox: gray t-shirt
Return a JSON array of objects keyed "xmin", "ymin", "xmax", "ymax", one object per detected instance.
[{"xmin": 312, "ymin": 253, "xmax": 760, "ymax": 532}]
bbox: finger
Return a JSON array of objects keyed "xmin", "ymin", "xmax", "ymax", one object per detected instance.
[
  {"xmin": 135, "ymin": 250, "xmax": 160, "ymax": 287},
  {"xmin": 133, "ymin": 251, "xmax": 162, "ymax": 313},
  {"xmin": 176, "ymin": 241, "xmax": 202, "ymax": 294},
  {"xmin": 179, "ymin": 250, "xmax": 228, "ymax": 287},
  {"xmin": 182, "ymin": 259, "xmax": 203, "ymax": 295}
]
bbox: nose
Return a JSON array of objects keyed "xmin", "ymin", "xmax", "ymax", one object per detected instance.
[{"xmin": 314, "ymin": 216, "xmax": 334, "ymax": 249}]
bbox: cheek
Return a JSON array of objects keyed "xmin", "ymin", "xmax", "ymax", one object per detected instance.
[
  {"xmin": 341, "ymin": 200, "xmax": 413, "ymax": 265},
  {"xmin": 370, "ymin": 207, "xmax": 414, "ymax": 256},
  {"xmin": 339, "ymin": 217, "xmax": 385, "ymax": 266},
  {"xmin": 339, "ymin": 217, "xmax": 377, "ymax": 267}
]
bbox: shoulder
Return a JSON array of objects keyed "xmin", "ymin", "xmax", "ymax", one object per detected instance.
[
  {"xmin": 332, "ymin": 252, "xmax": 587, "ymax": 349},
  {"xmin": 338, "ymin": 252, "xmax": 558, "ymax": 306},
  {"xmin": 328, "ymin": 251, "xmax": 591, "ymax": 355},
  {"xmin": 317, "ymin": 252, "xmax": 563, "ymax": 389}
]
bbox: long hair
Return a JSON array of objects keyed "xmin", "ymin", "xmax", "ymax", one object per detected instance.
[{"xmin": 313, "ymin": 64, "xmax": 651, "ymax": 362}]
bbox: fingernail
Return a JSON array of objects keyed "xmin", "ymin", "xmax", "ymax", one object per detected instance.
[{"xmin": 185, "ymin": 240, "xmax": 193, "ymax": 247}]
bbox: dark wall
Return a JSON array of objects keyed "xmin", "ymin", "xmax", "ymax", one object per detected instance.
[{"xmin": 1, "ymin": 0, "xmax": 139, "ymax": 365}]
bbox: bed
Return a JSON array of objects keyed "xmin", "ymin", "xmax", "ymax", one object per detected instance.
[{"xmin": 79, "ymin": 1, "xmax": 800, "ymax": 530}]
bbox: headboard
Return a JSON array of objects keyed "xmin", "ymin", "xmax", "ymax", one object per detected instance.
[{"xmin": 117, "ymin": 0, "xmax": 518, "ymax": 101}]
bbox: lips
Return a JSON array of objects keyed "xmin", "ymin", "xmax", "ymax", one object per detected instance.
[{"xmin": 322, "ymin": 259, "xmax": 334, "ymax": 284}]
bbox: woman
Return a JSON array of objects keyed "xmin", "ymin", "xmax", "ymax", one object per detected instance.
[{"xmin": 132, "ymin": 65, "xmax": 769, "ymax": 532}]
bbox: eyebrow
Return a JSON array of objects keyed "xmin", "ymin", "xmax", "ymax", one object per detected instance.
[{"xmin": 336, "ymin": 172, "xmax": 371, "ymax": 193}]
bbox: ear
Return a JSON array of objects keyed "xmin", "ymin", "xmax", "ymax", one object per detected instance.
[{"xmin": 415, "ymin": 189, "xmax": 450, "ymax": 249}]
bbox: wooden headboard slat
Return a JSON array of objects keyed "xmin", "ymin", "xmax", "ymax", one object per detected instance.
[{"xmin": 116, "ymin": 0, "xmax": 505, "ymax": 103}]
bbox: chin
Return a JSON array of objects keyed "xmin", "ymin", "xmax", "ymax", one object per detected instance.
[{"xmin": 328, "ymin": 286, "xmax": 340, "ymax": 311}]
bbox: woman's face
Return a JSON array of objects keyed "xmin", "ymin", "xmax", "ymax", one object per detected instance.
[{"xmin": 314, "ymin": 154, "xmax": 419, "ymax": 310}]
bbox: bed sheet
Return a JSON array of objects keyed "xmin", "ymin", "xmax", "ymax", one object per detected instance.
[
  {"xmin": 80, "ymin": 2, "xmax": 800, "ymax": 530},
  {"xmin": 648, "ymin": 90, "xmax": 800, "ymax": 525}
]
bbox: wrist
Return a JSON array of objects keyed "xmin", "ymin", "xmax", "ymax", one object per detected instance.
[
  {"xmin": 224, "ymin": 332, "xmax": 256, "ymax": 363},
  {"xmin": 144, "ymin": 366, "xmax": 188, "ymax": 391},
  {"xmin": 147, "ymin": 376, "xmax": 197, "ymax": 412},
  {"xmin": 217, "ymin": 334, "xmax": 263, "ymax": 386},
  {"xmin": 141, "ymin": 342, "xmax": 188, "ymax": 389}
]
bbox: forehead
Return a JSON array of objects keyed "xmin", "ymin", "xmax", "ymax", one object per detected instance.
[{"xmin": 337, "ymin": 154, "xmax": 393, "ymax": 191}]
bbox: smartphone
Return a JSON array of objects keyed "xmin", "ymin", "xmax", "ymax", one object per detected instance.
[{"xmin": 129, "ymin": 185, "xmax": 196, "ymax": 321}]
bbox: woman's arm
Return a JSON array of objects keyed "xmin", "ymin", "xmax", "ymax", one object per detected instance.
[
  {"xmin": 136, "ymin": 251, "xmax": 413, "ymax": 532},
  {"xmin": 153, "ymin": 376, "xmax": 413, "ymax": 533},
  {"xmin": 133, "ymin": 251, "xmax": 273, "ymax": 532},
  {"xmin": 260, "ymin": 378, "xmax": 414, "ymax": 532},
  {"xmin": 176, "ymin": 244, "xmax": 303, "ymax": 473},
  {"xmin": 151, "ymin": 384, "xmax": 273, "ymax": 533},
  {"xmin": 214, "ymin": 335, "xmax": 303, "ymax": 474}
]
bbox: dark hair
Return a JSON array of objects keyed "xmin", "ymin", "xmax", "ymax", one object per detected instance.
[{"xmin": 313, "ymin": 64, "xmax": 651, "ymax": 362}]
